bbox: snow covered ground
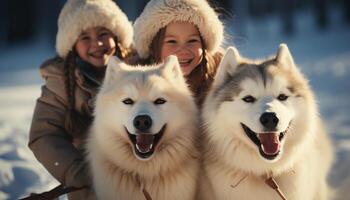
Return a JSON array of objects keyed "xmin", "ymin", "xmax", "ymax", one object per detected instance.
[
  {"xmin": 0, "ymin": 7, "xmax": 349, "ymax": 200},
  {"xmin": 0, "ymin": 86, "xmax": 59, "ymax": 200}
]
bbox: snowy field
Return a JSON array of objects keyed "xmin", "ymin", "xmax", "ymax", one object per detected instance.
[{"xmin": 0, "ymin": 8, "xmax": 350, "ymax": 200}]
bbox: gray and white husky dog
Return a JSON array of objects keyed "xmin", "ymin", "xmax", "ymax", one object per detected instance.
[{"xmin": 199, "ymin": 44, "xmax": 334, "ymax": 200}]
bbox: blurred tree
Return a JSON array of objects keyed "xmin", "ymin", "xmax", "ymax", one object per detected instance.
[
  {"xmin": 0, "ymin": 0, "xmax": 9, "ymax": 48},
  {"xmin": 209, "ymin": 0, "xmax": 232, "ymax": 19},
  {"xmin": 313, "ymin": 0, "xmax": 329, "ymax": 29},
  {"xmin": 344, "ymin": 0, "xmax": 350, "ymax": 23},
  {"xmin": 115, "ymin": 0, "xmax": 148, "ymax": 21},
  {"xmin": 278, "ymin": 0, "xmax": 295, "ymax": 36},
  {"xmin": 249, "ymin": 0, "xmax": 275, "ymax": 18},
  {"xmin": 229, "ymin": 0, "xmax": 249, "ymax": 37},
  {"xmin": 36, "ymin": 0, "xmax": 65, "ymax": 48},
  {"xmin": 7, "ymin": 0, "xmax": 37, "ymax": 44}
]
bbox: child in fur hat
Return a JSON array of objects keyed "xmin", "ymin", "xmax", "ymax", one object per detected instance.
[
  {"xmin": 133, "ymin": 0, "xmax": 225, "ymax": 106},
  {"xmin": 28, "ymin": 0, "xmax": 133, "ymax": 199}
]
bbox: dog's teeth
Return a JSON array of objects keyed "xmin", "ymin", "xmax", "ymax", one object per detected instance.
[{"xmin": 136, "ymin": 143, "xmax": 153, "ymax": 153}]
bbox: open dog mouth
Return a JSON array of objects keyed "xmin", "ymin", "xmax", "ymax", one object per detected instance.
[
  {"xmin": 125, "ymin": 125, "xmax": 166, "ymax": 159},
  {"xmin": 241, "ymin": 123, "xmax": 288, "ymax": 160}
]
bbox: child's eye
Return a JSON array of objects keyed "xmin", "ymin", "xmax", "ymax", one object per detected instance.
[
  {"xmin": 79, "ymin": 35, "xmax": 90, "ymax": 41},
  {"xmin": 188, "ymin": 39, "xmax": 199, "ymax": 43},
  {"xmin": 99, "ymin": 32, "xmax": 110, "ymax": 37},
  {"xmin": 165, "ymin": 40, "xmax": 177, "ymax": 44}
]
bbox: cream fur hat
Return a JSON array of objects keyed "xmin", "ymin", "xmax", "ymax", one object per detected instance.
[
  {"xmin": 56, "ymin": 0, "xmax": 133, "ymax": 58},
  {"xmin": 133, "ymin": 0, "xmax": 224, "ymax": 59}
]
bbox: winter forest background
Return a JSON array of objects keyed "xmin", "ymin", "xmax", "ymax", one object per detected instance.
[{"xmin": 0, "ymin": 0, "xmax": 350, "ymax": 199}]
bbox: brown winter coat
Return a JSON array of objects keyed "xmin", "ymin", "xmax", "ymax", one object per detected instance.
[
  {"xmin": 28, "ymin": 57, "xmax": 98, "ymax": 200},
  {"xmin": 28, "ymin": 51, "xmax": 221, "ymax": 199}
]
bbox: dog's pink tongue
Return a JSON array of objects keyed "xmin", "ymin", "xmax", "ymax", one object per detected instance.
[
  {"xmin": 136, "ymin": 134, "xmax": 154, "ymax": 153},
  {"xmin": 258, "ymin": 133, "xmax": 280, "ymax": 155}
]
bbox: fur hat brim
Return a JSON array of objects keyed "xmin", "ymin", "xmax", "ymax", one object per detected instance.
[
  {"xmin": 56, "ymin": 0, "xmax": 133, "ymax": 58},
  {"xmin": 133, "ymin": 0, "xmax": 224, "ymax": 59}
]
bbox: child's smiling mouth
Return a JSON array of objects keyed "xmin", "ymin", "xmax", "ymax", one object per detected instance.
[
  {"xmin": 179, "ymin": 58, "xmax": 193, "ymax": 67},
  {"xmin": 88, "ymin": 49, "xmax": 109, "ymax": 59}
]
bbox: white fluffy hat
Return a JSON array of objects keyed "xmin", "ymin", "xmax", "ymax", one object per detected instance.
[
  {"xmin": 133, "ymin": 0, "xmax": 224, "ymax": 58},
  {"xmin": 56, "ymin": 0, "xmax": 133, "ymax": 58}
]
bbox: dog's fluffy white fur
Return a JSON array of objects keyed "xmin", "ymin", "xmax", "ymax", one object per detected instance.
[
  {"xmin": 86, "ymin": 56, "xmax": 199, "ymax": 200},
  {"xmin": 199, "ymin": 44, "xmax": 334, "ymax": 200}
]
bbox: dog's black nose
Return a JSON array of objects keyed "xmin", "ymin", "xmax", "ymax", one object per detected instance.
[
  {"xmin": 133, "ymin": 115, "xmax": 152, "ymax": 131},
  {"xmin": 260, "ymin": 112, "xmax": 279, "ymax": 130}
]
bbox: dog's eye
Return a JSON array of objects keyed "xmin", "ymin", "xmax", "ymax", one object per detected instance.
[
  {"xmin": 242, "ymin": 95, "xmax": 256, "ymax": 103},
  {"xmin": 154, "ymin": 98, "xmax": 167, "ymax": 105},
  {"xmin": 277, "ymin": 94, "xmax": 289, "ymax": 101},
  {"xmin": 122, "ymin": 98, "xmax": 134, "ymax": 105}
]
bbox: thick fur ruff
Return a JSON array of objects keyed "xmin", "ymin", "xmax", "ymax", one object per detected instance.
[
  {"xmin": 86, "ymin": 56, "xmax": 200, "ymax": 200},
  {"xmin": 199, "ymin": 44, "xmax": 334, "ymax": 200},
  {"xmin": 56, "ymin": 0, "xmax": 133, "ymax": 58},
  {"xmin": 133, "ymin": 0, "xmax": 224, "ymax": 58}
]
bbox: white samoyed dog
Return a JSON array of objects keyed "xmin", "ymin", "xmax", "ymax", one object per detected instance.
[{"xmin": 87, "ymin": 56, "xmax": 200, "ymax": 200}]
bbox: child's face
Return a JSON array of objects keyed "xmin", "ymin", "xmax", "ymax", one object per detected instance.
[
  {"xmin": 160, "ymin": 21, "xmax": 203, "ymax": 76},
  {"xmin": 75, "ymin": 27, "xmax": 116, "ymax": 68}
]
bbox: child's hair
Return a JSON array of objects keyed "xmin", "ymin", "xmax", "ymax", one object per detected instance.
[{"xmin": 63, "ymin": 38, "xmax": 131, "ymax": 134}]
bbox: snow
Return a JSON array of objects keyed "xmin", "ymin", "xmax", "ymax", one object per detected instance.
[
  {"xmin": 0, "ymin": 85, "xmax": 60, "ymax": 199},
  {"xmin": 0, "ymin": 7, "xmax": 350, "ymax": 200}
]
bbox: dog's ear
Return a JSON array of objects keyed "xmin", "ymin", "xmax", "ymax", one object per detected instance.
[
  {"xmin": 276, "ymin": 43, "xmax": 296, "ymax": 70},
  {"xmin": 161, "ymin": 55, "xmax": 186, "ymax": 84},
  {"xmin": 104, "ymin": 56, "xmax": 128, "ymax": 85},
  {"xmin": 213, "ymin": 46, "xmax": 241, "ymax": 87}
]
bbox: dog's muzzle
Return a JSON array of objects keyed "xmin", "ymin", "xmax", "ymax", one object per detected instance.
[
  {"xmin": 125, "ymin": 115, "xmax": 166, "ymax": 159},
  {"xmin": 241, "ymin": 120, "xmax": 288, "ymax": 160}
]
